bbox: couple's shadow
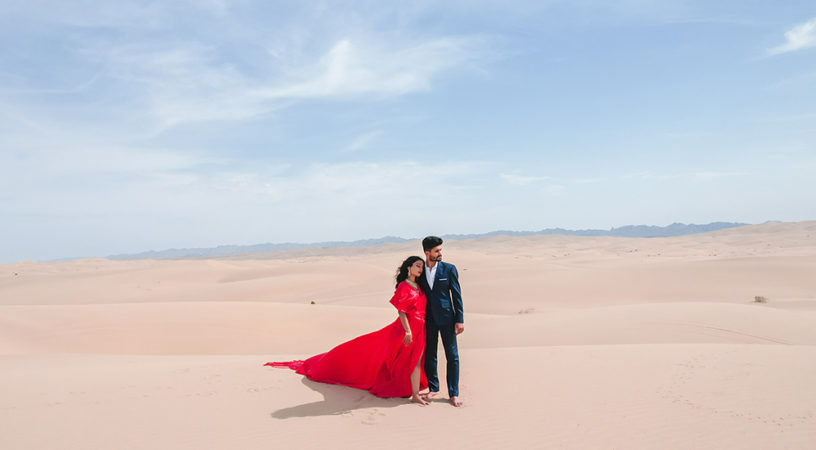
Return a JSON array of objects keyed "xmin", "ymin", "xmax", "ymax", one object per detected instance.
[{"xmin": 270, "ymin": 377, "xmax": 445, "ymax": 419}]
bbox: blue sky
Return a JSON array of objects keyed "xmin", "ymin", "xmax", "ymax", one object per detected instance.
[{"xmin": 1, "ymin": 1, "xmax": 815, "ymax": 263}]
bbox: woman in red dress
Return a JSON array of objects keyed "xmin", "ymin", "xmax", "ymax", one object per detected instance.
[{"xmin": 265, "ymin": 256, "xmax": 429, "ymax": 405}]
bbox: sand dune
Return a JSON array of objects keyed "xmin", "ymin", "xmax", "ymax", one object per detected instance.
[
  {"xmin": 1, "ymin": 300, "xmax": 815, "ymax": 356},
  {"xmin": 1, "ymin": 221, "xmax": 815, "ymax": 449}
]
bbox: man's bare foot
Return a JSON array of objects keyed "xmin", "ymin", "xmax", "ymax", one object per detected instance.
[
  {"xmin": 422, "ymin": 391, "xmax": 440, "ymax": 400},
  {"xmin": 411, "ymin": 394, "xmax": 429, "ymax": 405},
  {"xmin": 450, "ymin": 396, "xmax": 463, "ymax": 407}
]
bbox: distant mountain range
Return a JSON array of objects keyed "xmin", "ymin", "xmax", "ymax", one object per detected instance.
[{"xmin": 107, "ymin": 222, "xmax": 749, "ymax": 260}]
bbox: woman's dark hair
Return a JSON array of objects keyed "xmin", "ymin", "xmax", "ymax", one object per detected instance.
[
  {"xmin": 422, "ymin": 235, "xmax": 443, "ymax": 252},
  {"xmin": 395, "ymin": 255, "xmax": 424, "ymax": 288}
]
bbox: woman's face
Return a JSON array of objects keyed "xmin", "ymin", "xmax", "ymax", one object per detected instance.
[{"xmin": 409, "ymin": 260, "xmax": 424, "ymax": 277}]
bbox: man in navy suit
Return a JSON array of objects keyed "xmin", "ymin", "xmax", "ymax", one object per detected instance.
[{"xmin": 419, "ymin": 236, "xmax": 464, "ymax": 407}]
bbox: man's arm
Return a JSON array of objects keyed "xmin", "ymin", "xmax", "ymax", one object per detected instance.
[{"xmin": 450, "ymin": 264, "xmax": 464, "ymax": 333}]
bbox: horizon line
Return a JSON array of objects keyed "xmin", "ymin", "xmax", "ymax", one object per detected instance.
[{"xmin": 10, "ymin": 220, "xmax": 770, "ymax": 265}]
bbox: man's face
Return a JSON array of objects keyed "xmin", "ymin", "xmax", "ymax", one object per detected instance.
[{"xmin": 425, "ymin": 245, "xmax": 443, "ymax": 262}]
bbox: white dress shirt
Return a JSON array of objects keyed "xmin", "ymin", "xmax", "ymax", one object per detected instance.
[{"xmin": 425, "ymin": 261, "xmax": 439, "ymax": 290}]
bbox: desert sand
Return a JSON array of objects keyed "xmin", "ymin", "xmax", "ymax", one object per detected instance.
[{"xmin": 1, "ymin": 221, "xmax": 815, "ymax": 449}]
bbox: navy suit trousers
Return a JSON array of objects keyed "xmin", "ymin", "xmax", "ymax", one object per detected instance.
[{"xmin": 424, "ymin": 319, "xmax": 459, "ymax": 397}]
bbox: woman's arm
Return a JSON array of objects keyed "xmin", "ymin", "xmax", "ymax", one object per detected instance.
[{"xmin": 399, "ymin": 312, "xmax": 412, "ymax": 345}]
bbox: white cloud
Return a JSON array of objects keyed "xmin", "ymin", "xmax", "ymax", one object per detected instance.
[
  {"xmin": 0, "ymin": 144, "xmax": 489, "ymax": 216},
  {"xmin": 344, "ymin": 130, "xmax": 383, "ymax": 152},
  {"xmin": 767, "ymin": 17, "xmax": 816, "ymax": 56},
  {"xmin": 269, "ymin": 160, "xmax": 488, "ymax": 203},
  {"xmin": 255, "ymin": 37, "xmax": 487, "ymax": 100},
  {"xmin": 85, "ymin": 35, "xmax": 491, "ymax": 131},
  {"xmin": 87, "ymin": 42, "xmax": 267, "ymax": 129},
  {"xmin": 0, "ymin": 125, "xmax": 217, "ymax": 179},
  {"xmin": 4, "ymin": 3, "xmax": 497, "ymax": 132}
]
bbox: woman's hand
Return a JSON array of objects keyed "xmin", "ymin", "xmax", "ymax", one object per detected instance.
[{"xmin": 399, "ymin": 312, "xmax": 412, "ymax": 346}]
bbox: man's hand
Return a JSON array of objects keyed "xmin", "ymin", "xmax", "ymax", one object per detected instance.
[{"xmin": 455, "ymin": 323, "xmax": 464, "ymax": 335}]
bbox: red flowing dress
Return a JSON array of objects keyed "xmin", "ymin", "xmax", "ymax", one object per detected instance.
[{"xmin": 264, "ymin": 281, "xmax": 428, "ymax": 398}]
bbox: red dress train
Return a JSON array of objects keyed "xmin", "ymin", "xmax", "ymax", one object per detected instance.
[{"xmin": 264, "ymin": 281, "xmax": 428, "ymax": 398}]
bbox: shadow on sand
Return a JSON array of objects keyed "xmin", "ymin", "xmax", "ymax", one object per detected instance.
[{"xmin": 270, "ymin": 377, "xmax": 409, "ymax": 419}]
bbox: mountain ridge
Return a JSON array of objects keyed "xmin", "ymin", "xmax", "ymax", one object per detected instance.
[{"xmin": 106, "ymin": 221, "xmax": 749, "ymax": 260}]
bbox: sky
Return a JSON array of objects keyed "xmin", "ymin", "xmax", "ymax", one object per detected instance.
[{"xmin": 1, "ymin": 1, "xmax": 815, "ymax": 263}]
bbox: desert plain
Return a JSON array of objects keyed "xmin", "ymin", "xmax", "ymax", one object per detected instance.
[{"xmin": 1, "ymin": 221, "xmax": 815, "ymax": 449}]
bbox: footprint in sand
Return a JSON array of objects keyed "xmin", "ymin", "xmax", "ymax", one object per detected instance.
[{"xmin": 361, "ymin": 409, "xmax": 385, "ymax": 425}]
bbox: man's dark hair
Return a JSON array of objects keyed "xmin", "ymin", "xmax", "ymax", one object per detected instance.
[{"xmin": 422, "ymin": 236, "xmax": 443, "ymax": 252}]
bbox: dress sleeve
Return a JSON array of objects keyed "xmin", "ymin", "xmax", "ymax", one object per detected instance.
[{"xmin": 389, "ymin": 283, "xmax": 417, "ymax": 313}]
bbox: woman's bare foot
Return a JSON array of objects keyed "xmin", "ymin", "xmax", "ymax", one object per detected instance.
[
  {"xmin": 422, "ymin": 391, "xmax": 440, "ymax": 400},
  {"xmin": 411, "ymin": 394, "xmax": 429, "ymax": 405},
  {"xmin": 450, "ymin": 396, "xmax": 463, "ymax": 407}
]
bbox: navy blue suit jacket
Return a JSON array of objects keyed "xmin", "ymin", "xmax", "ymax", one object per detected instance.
[{"xmin": 419, "ymin": 261, "xmax": 464, "ymax": 327}]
